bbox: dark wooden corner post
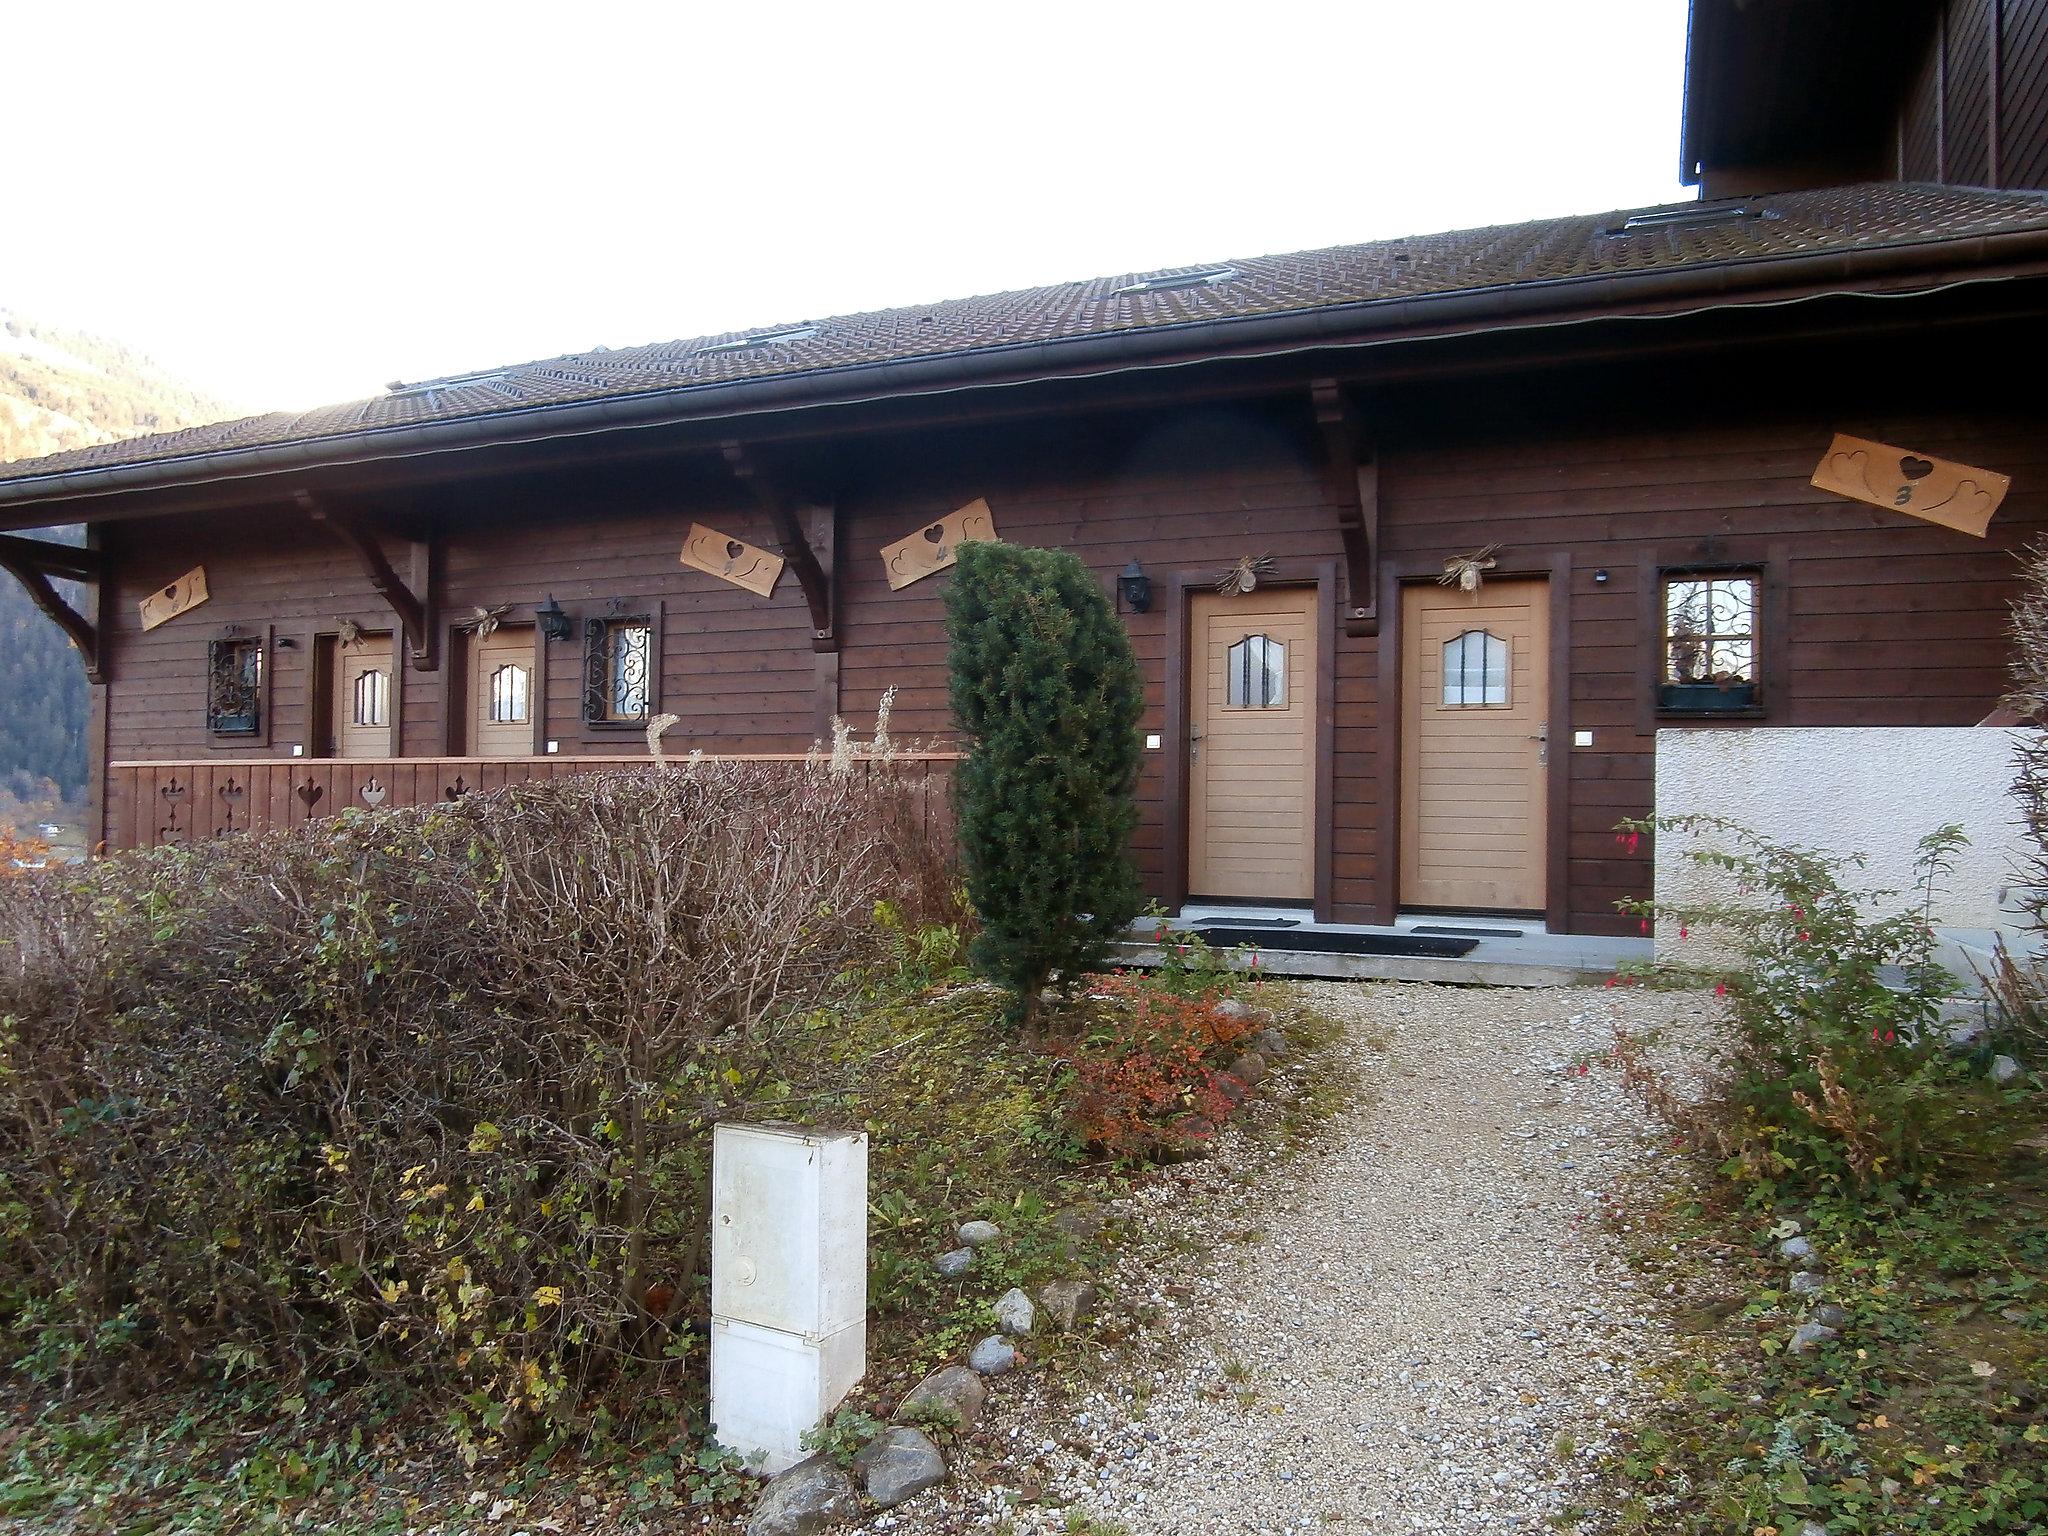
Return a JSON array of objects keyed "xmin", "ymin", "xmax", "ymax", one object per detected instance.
[
  {"xmin": 296, "ymin": 490, "xmax": 439, "ymax": 671},
  {"xmin": 1312, "ymin": 380, "xmax": 1378, "ymax": 637},
  {"xmin": 721, "ymin": 441, "xmax": 842, "ymax": 736},
  {"xmin": 0, "ymin": 533, "xmax": 106, "ymax": 683}
]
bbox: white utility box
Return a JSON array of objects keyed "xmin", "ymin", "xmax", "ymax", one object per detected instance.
[{"xmin": 708, "ymin": 1122, "xmax": 867, "ymax": 1473}]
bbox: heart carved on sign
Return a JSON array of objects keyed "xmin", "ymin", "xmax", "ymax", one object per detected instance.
[
  {"xmin": 1899, "ymin": 455, "xmax": 1935, "ymax": 481},
  {"xmin": 295, "ymin": 779, "xmax": 324, "ymax": 810},
  {"xmin": 360, "ymin": 778, "xmax": 387, "ymax": 807}
]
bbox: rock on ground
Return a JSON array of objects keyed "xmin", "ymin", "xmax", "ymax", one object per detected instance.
[
  {"xmin": 851, "ymin": 1427, "xmax": 947, "ymax": 1507},
  {"xmin": 844, "ymin": 979, "xmax": 1700, "ymax": 1536},
  {"xmin": 893, "ymin": 1365, "xmax": 986, "ymax": 1432},
  {"xmin": 747, "ymin": 1457, "xmax": 860, "ymax": 1536},
  {"xmin": 968, "ymin": 1335, "xmax": 1017, "ymax": 1375},
  {"xmin": 995, "ymin": 1287, "xmax": 1036, "ymax": 1336},
  {"xmin": 957, "ymin": 1219, "xmax": 1002, "ymax": 1247},
  {"xmin": 1038, "ymin": 1278, "xmax": 1100, "ymax": 1330}
]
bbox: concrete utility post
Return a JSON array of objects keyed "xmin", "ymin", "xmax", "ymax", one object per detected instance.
[{"xmin": 708, "ymin": 1123, "xmax": 868, "ymax": 1473}]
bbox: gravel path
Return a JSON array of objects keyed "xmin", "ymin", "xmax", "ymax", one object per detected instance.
[{"xmin": 863, "ymin": 979, "xmax": 1701, "ymax": 1536}]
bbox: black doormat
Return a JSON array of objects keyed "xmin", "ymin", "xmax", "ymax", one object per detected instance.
[
  {"xmin": 1410, "ymin": 924, "xmax": 1524, "ymax": 939},
  {"xmin": 1187, "ymin": 925, "xmax": 1479, "ymax": 958}
]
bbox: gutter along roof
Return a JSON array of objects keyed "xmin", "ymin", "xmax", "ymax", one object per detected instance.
[{"xmin": 5, "ymin": 182, "xmax": 2048, "ymax": 517}]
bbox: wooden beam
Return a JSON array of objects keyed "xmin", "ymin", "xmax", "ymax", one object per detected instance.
[
  {"xmin": 297, "ymin": 490, "xmax": 439, "ymax": 670},
  {"xmin": 1312, "ymin": 379, "xmax": 1378, "ymax": 637},
  {"xmin": 0, "ymin": 551, "xmax": 101, "ymax": 682},
  {"xmin": 720, "ymin": 441, "xmax": 839, "ymax": 652},
  {"xmin": 0, "ymin": 533, "xmax": 102, "ymax": 582}
]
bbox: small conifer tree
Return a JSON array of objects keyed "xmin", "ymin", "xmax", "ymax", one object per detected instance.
[{"xmin": 944, "ymin": 541, "xmax": 1144, "ymax": 1027}]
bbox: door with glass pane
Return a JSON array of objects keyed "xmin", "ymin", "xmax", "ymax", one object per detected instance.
[
  {"xmin": 1188, "ymin": 588, "xmax": 1317, "ymax": 901},
  {"xmin": 470, "ymin": 626, "xmax": 536, "ymax": 757},
  {"xmin": 333, "ymin": 634, "xmax": 395, "ymax": 760},
  {"xmin": 1399, "ymin": 580, "xmax": 1548, "ymax": 911}
]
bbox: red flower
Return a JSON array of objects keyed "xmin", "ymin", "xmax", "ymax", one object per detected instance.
[
  {"xmin": 1714, "ymin": 982, "xmax": 1728, "ymax": 997},
  {"xmin": 1604, "ymin": 976, "xmax": 1617, "ymax": 988},
  {"xmin": 1798, "ymin": 930, "xmax": 1810, "ymax": 943},
  {"xmin": 1639, "ymin": 918, "xmax": 1651, "ymax": 935},
  {"xmin": 1678, "ymin": 925, "xmax": 1689, "ymax": 940}
]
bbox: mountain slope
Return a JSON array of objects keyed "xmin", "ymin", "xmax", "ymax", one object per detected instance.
[{"xmin": 0, "ymin": 311, "xmax": 240, "ymax": 807}]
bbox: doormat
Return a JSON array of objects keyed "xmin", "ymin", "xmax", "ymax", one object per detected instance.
[
  {"xmin": 1411, "ymin": 925, "xmax": 1524, "ymax": 939},
  {"xmin": 1187, "ymin": 925, "xmax": 1479, "ymax": 958}
]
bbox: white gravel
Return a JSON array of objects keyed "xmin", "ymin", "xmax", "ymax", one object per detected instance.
[{"xmin": 857, "ymin": 979, "xmax": 1703, "ymax": 1536}]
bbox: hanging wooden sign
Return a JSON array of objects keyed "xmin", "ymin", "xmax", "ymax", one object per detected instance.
[
  {"xmin": 881, "ymin": 498, "xmax": 998, "ymax": 590},
  {"xmin": 139, "ymin": 566, "xmax": 210, "ymax": 631},
  {"xmin": 1810, "ymin": 433, "xmax": 2010, "ymax": 538},
  {"xmin": 680, "ymin": 523, "xmax": 784, "ymax": 598}
]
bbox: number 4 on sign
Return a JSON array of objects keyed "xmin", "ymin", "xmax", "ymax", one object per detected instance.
[{"xmin": 1809, "ymin": 433, "xmax": 2011, "ymax": 537}]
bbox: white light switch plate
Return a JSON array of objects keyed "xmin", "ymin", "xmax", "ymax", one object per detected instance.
[
  {"xmin": 1145, "ymin": 733, "xmax": 1162, "ymax": 750},
  {"xmin": 1573, "ymin": 729, "xmax": 1594, "ymax": 747}
]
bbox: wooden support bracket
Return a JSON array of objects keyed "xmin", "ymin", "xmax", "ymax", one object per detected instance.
[
  {"xmin": 297, "ymin": 490, "xmax": 439, "ymax": 670},
  {"xmin": 1312, "ymin": 379, "xmax": 1378, "ymax": 637},
  {"xmin": 0, "ymin": 547, "xmax": 102, "ymax": 682},
  {"xmin": 721, "ymin": 441, "xmax": 839, "ymax": 652}
]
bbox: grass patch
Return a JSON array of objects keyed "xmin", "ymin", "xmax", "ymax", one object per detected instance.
[{"xmin": 1579, "ymin": 1144, "xmax": 2048, "ymax": 1535}]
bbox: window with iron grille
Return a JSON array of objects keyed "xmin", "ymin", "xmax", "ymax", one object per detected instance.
[
  {"xmin": 583, "ymin": 614, "xmax": 655, "ymax": 725},
  {"xmin": 1441, "ymin": 629, "xmax": 1509, "ymax": 707},
  {"xmin": 1224, "ymin": 634, "xmax": 1286, "ymax": 708},
  {"xmin": 353, "ymin": 667, "xmax": 391, "ymax": 728},
  {"xmin": 1660, "ymin": 571, "xmax": 1760, "ymax": 712},
  {"xmin": 488, "ymin": 662, "xmax": 531, "ymax": 725},
  {"xmin": 206, "ymin": 636, "xmax": 263, "ymax": 736}
]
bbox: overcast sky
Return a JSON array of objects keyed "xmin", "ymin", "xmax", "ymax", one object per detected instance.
[{"xmin": 2, "ymin": 1, "xmax": 1692, "ymax": 412}]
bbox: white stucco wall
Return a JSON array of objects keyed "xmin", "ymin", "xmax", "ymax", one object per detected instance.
[{"xmin": 1652, "ymin": 728, "xmax": 2032, "ymax": 958}]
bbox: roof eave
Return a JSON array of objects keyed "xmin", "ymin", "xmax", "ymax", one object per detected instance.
[{"xmin": 7, "ymin": 226, "xmax": 2048, "ymax": 522}]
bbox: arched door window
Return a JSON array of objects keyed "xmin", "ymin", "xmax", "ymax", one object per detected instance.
[
  {"xmin": 352, "ymin": 667, "xmax": 391, "ymax": 727},
  {"xmin": 1225, "ymin": 633, "xmax": 1286, "ymax": 708},
  {"xmin": 488, "ymin": 663, "xmax": 530, "ymax": 724},
  {"xmin": 1441, "ymin": 629, "xmax": 1508, "ymax": 706}
]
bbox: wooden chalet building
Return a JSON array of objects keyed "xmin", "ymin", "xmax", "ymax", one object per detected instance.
[{"xmin": 4, "ymin": 0, "xmax": 2048, "ymax": 938}]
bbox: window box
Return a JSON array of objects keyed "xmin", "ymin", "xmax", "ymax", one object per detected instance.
[{"xmin": 1657, "ymin": 680, "xmax": 1760, "ymax": 714}]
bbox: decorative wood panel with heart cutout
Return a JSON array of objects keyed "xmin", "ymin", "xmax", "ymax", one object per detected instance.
[
  {"xmin": 679, "ymin": 522, "xmax": 785, "ymax": 598},
  {"xmin": 881, "ymin": 498, "xmax": 999, "ymax": 590},
  {"xmin": 1810, "ymin": 433, "xmax": 2011, "ymax": 537},
  {"xmin": 138, "ymin": 566, "xmax": 210, "ymax": 631}
]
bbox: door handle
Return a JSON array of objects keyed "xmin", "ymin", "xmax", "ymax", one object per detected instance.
[{"xmin": 1528, "ymin": 721, "xmax": 1548, "ymax": 765}]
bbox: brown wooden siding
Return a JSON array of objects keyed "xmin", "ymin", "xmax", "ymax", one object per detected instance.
[
  {"xmin": 1897, "ymin": 0, "xmax": 2048, "ymax": 187},
  {"xmin": 87, "ymin": 328, "xmax": 2048, "ymax": 936}
]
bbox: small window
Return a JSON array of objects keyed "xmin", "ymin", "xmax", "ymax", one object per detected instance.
[
  {"xmin": 488, "ymin": 663, "xmax": 530, "ymax": 725},
  {"xmin": 1662, "ymin": 572, "xmax": 1760, "ymax": 712},
  {"xmin": 206, "ymin": 636, "xmax": 263, "ymax": 736},
  {"xmin": 1225, "ymin": 634, "xmax": 1286, "ymax": 708},
  {"xmin": 1442, "ymin": 629, "xmax": 1509, "ymax": 707},
  {"xmin": 352, "ymin": 668, "xmax": 390, "ymax": 728},
  {"xmin": 583, "ymin": 615, "xmax": 655, "ymax": 725}
]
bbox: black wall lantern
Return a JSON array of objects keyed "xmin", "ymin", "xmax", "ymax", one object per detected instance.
[
  {"xmin": 535, "ymin": 594, "xmax": 573, "ymax": 643},
  {"xmin": 1117, "ymin": 560, "xmax": 1152, "ymax": 614}
]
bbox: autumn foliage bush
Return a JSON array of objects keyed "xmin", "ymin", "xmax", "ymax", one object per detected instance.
[
  {"xmin": 0, "ymin": 764, "xmax": 948, "ymax": 1450},
  {"xmin": 1054, "ymin": 959, "xmax": 1262, "ymax": 1158}
]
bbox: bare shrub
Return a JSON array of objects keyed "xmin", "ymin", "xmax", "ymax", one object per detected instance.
[{"xmin": 0, "ymin": 762, "xmax": 949, "ymax": 1447}]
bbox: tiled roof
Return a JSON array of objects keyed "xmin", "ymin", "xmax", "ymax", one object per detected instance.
[{"xmin": 6, "ymin": 182, "xmax": 2048, "ymax": 491}]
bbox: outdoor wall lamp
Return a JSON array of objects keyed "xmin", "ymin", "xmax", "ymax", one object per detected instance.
[
  {"xmin": 535, "ymin": 594, "xmax": 574, "ymax": 642},
  {"xmin": 1118, "ymin": 560, "xmax": 1152, "ymax": 614}
]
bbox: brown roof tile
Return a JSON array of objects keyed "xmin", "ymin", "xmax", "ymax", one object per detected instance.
[{"xmin": 5, "ymin": 182, "xmax": 2047, "ymax": 492}]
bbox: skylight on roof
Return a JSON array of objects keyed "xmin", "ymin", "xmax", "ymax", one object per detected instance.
[
  {"xmin": 703, "ymin": 324, "xmax": 820, "ymax": 353},
  {"xmin": 384, "ymin": 369, "xmax": 511, "ymax": 398},
  {"xmin": 1603, "ymin": 204, "xmax": 1768, "ymax": 236},
  {"xmin": 1110, "ymin": 265, "xmax": 1240, "ymax": 296}
]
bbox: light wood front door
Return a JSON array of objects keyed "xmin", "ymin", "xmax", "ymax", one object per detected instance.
[
  {"xmin": 1188, "ymin": 587, "xmax": 1317, "ymax": 901},
  {"xmin": 333, "ymin": 634, "xmax": 394, "ymax": 760},
  {"xmin": 1400, "ymin": 579, "xmax": 1549, "ymax": 911},
  {"xmin": 470, "ymin": 626, "xmax": 536, "ymax": 757}
]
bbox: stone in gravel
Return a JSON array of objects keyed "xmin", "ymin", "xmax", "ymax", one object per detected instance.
[
  {"xmin": 1778, "ymin": 1235, "xmax": 1817, "ymax": 1264},
  {"xmin": 1788, "ymin": 1271, "xmax": 1825, "ymax": 1298},
  {"xmin": 957, "ymin": 1219, "xmax": 1002, "ymax": 1247},
  {"xmin": 746, "ymin": 1457, "xmax": 859, "ymax": 1536},
  {"xmin": 1812, "ymin": 1304, "xmax": 1851, "ymax": 1329},
  {"xmin": 894, "ymin": 1365, "xmax": 985, "ymax": 1432},
  {"xmin": 1215, "ymin": 998, "xmax": 1254, "ymax": 1022},
  {"xmin": 933, "ymin": 1248, "xmax": 974, "ymax": 1278},
  {"xmin": 969, "ymin": 1335, "xmax": 1017, "ymax": 1375},
  {"xmin": 1038, "ymin": 1278, "xmax": 1101, "ymax": 1330},
  {"xmin": 995, "ymin": 1286, "xmax": 1036, "ymax": 1336},
  {"xmin": 1214, "ymin": 1074, "xmax": 1249, "ymax": 1105},
  {"xmin": 1990, "ymin": 1053, "xmax": 2022, "ymax": 1085},
  {"xmin": 1254, "ymin": 1027, "xmax": 1289, "ymax": 1058},
  {"xmin": 1788, "ymin": 1322, "xmax": 1838, "ymax": 1353},
  {"xmin": 1227, "ymin": 1050, "xmax": 1268, "ymax": 1086},
  {"xmin": 851, "ymin": 1427, "xmax": 947, "ymax": 1508}
]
